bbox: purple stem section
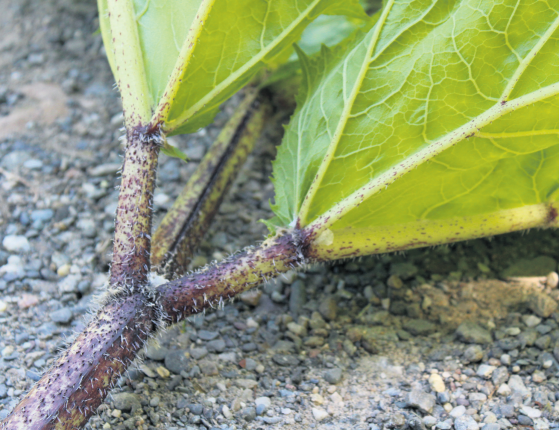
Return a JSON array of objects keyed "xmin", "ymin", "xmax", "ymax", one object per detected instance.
[{"xmin": 1, "ymin": 231, "xmax": 305, "ymax": 429}]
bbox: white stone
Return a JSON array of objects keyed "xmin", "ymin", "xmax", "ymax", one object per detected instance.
[
  {"xmin": 497, "ymin": 384, "xmax": 512, "ymax": 396},
  {"xmin": 255, "ymin": 397, "xmax": 271, "ymax": 408},
  {"xmin": 2, "ymin": 235, "xmax": 30, "ymax": 253},
  {"xmin": 0, "ymin": 256, "xmax": 24, "ymax": 276},
  {"xmin": 476, "ymin": 364, "xmax": 496, "ymax": 378},
  {"xmin": 330, "ymin": 392, "xmax": 343, "ymax": 404},
  {"xmin": 310, "ymin": 394, "xmax": 324, "ymax": 405},
  {"xmin": 222, "ymin": 404, "xmax": 232, "ymax": 419},
  {"xmin": 0, "ymin": 301, "xmax": 7, "ymax": 313},
  {"xmin": 534, "ymin": 418, "xmax": 550, "ymax": 430},
  {"xmin": 312, "ymin": 407, "xmax": 329, "ymax": 421},
  {"xmin": 429, "ymin": 373, "xmax": 446, "ymax": 392},
  {"xmin": 520, "ymin": 406, "xmax": 542, "ymax": 419},
  {"xmin": 450, "ymin": 405, "xmax": 466, "ymax": 418}
]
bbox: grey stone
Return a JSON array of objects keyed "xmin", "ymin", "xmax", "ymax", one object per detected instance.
[
  {"xmin": 508, "ymin": 375, "xmax": 530, "ymax": 397},
  {"xmin": 51, "ymin": 307, "xmax": 73, "ymax": 324},
  {"xmin": 112, "ymin": 393, "xmax": 141, "ymax": 412},
  {"xmin": 456, "ymin": 322, "xmax": 492, "ymax": 344},
  {"xmin": 206, "ymin": 339, "xmax": 226, "ymax": 353},
  {"xmin": 482, "ymin": 425, "xmax": 500, "ymax": 430},
  {"xmin": 528, "ymin": 293, "xmax": 558, "ymax": 318},
  {"xmin": 500, "ymin": 405, "xmax": 515, "ymax": 417},
  {"xmin": 464, "ymin": 345, "xmax": 484, "ymax": 363},
  {"xmin": 198, "ymin": 330, "xmax": 218, "ymax": 341},
  {"xmin": 23, "ymin": 159, "xmax": 43, "ymax": 169},
  {"xmin": 199, "ymin": 359, "xmax": 218, "ymax": 375},
  {"xmin": 58, "ymin": 274, "xmax": 81, "ymax": 294},
  {"xmin": 245, "ymin": 358, "xmax": 257, "ymax": 371},
  {"xmin": 454, "ymin": 415, "xmax": 479, "ymax": 430},
  {"xmin": 423, "ymin": 416, "xmax": 437, "ymax": 428},
  {"xmin": 407, "ymin": 389, "xmax": 436, "ymax": 413},
  {"xmin": 241, "ymin": 407, "xmax": 256, "ymax": 422},
  {"xmin": 318, "ymin": 296, "xmax": 337, "ymax": 321},
  {"xmin": 90, "ymin": 163, "xmax": 121, "ymax": 177},
  {"xmin": 403, "ymin": 319, "xmax": 436, "ymax": 336},
  {"xmin": 165, "ymin": 350, "xmax": 189, "ymax": 374},
  {"xmin": 76, "ymin": 219, "xmax": 96, "ymax": 238},
  {"xmin": 30, "ymin": 209, "xmax": 53, "ymax": 223},
  {"xmin": 145, "ymin": 345, "xmax": 168, "ymax": 361},
  {"xmin": 272, "ymin": 354, "xmax": 300, "ymax": 367},
  {"xmin": 324, "ymin": 368, "xmax": 343, "ymax": 384},
  {"xmin": 14, "ymin": 332, "xmax": 29, "ymax": 345},
  {"xmin": 190, "ymin": 347, "xmax": 209, "ymax": 360},
  {"xmin": 0, "ymin": 384, "xmax": 7, "ymax": 399},
  {"xmin": 390, "ymin": 262, "xmax": 418, "ymax": 280},
  {"xmin": 492, "ymin": 367, "xmax": 509, "ymax": 386},
  {"xmin": 449, "ymin": 405, "xmax": 466, "ymax": 418},
  {"xmin": 518, "ymin": 415, "xmax": 533, "ymax": 426},
  {"xmin": 476, "ymin": 364, "xmax": 496, "ymax": 378},
  {"xmin": 289, "ymin": 280, "xmax": 306, "ymax": 316},
  {"xmin": 256, "ymin": 403, "xmax": 266, "ymax": 416},
  {"xmin": 1, "ymin": 151, "xmax": 30, "ymax": 170},
  {"xmin": 535, "ymin": 334, "xmax": 551, "ymax": 350},
  {"xmin": 188, "ymin": 403, "xmax": 203, "ymax": 415},
  {"xmin": 242, "ymin": 342, "xmax": 257, "ymax": 352}
]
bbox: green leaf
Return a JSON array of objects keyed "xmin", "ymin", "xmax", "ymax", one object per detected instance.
[
  {"xmin": 161, "ymin": 139, "xmax": 188, "ymax": 162},
  {"xmin": 271, "ymin": 0, "xmax": 559, "ymax": 255},
  {"xmin": 99, "ymin": 0, "xmax": 367, "ymax": 134},
  {"xmin": 147, "ymin": 0, "xmax": 366, "ymax": 135}
]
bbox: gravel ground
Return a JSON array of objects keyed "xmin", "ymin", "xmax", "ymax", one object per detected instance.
[{"xmin": 3, "ymin": 1, "xmax": 559, "ymax": 430}]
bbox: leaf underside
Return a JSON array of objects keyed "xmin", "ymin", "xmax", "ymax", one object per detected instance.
[
  {"xmin": 271, "ymin": 0, "xmax": 559, "ymax": 245},
  {"xmin": 99, "ymin": 0, "xmax": 367, "ymax": 137}
]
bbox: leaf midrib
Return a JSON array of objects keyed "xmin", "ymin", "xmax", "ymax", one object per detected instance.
[
  {"xmin": 308, "ymin": 81, "xmax": 559, "ymax": 234},
  {"xmin": 302, "ymin": 6, "xmax": 559, "ymax": 235},
  {"xmin": 296, "ymin": 0, "xmax": 440, "ymax": 226}
]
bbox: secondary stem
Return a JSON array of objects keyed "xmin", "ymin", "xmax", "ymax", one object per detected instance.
[{"xmin": 152, "ymin": 87, "xmax": 271, "ymax": 276}]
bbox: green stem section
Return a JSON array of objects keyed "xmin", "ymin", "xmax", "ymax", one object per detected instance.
[
  {"xmin": 107, "ymin": 0, "xmax": 152, "ymax": 125},
  {"xmin": 152, "ymin": 87, "xmax": 271, "ymax": 275},
  {"xmin": 110, "ymin": 127, "xmax": 160, "ymax": 291}
]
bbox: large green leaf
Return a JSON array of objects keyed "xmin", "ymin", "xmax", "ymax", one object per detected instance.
[
  {"xmin": 271, "ymin": 0, "xmax": 559, "ymax": 256},
  {"xmin": 98, "ymin": 0, "xmax": 367, "ymax": 135}
]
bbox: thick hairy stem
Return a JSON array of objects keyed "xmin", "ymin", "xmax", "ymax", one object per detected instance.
[
  {"xmin": 110, "ymin": 127, "xmax": 161, "ymax": 291},
  {"xmin": 0, "ymin": 294, "xmax": 156, "ymax": 429},
  {"xmin": 152, "ymin": 88, "xmax": 271, "ymax": 276},
  {"xmin": 158, "ymin": 230, "xmax": 307, "ymax": 323},
  {"xmin": 1, "ymin": 231, "xmax": 306, "ymax": 429}
]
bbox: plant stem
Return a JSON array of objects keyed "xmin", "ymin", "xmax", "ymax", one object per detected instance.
[
  {"xmin": 158, "ymin": 230, "xmax": 307, "ymax": 323},
  {"xmin": 110, "ymin": 127, "xmax": 161, "ymax": 291},
  {"xmin": 1, "ymin": 294, "xmax": 155, "ymax": 430},
  {"xmin": 0, "ymin": 231, "xmax": 306, "ymax": 430},
  {"xmin": 152, "ymin": 87, "xmax": 271, "ymax": 275}
]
